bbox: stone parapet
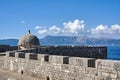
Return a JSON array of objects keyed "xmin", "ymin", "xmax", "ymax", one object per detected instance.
[{"xmin": 2, "ymin": 51, "xmax": 120, "ymax": 80}]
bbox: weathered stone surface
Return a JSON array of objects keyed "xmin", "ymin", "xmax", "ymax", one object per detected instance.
[
  {"xmin": 7, "ymin": 78, "xmax": 17, "ymax": 80},
  {"xmin": 2, "ymin": 52, "xmax": 120, "ymax": 80}
]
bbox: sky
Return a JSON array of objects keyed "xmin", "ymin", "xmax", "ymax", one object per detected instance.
[{"xmin": 0, "ymin": 0, "xmax": 120, "ymax": 39}]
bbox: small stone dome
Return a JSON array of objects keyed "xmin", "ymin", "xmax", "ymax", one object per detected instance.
[{"xmin": 18, "ymin": 31, "xmax": 40, "ymax": 50}]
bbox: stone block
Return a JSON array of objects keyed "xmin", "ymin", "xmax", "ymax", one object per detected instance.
[
  {"xmin": 37, "ymin": 54, "xmax": 43, "ymax": 60},
  {"xmin": 113, "ymin": 61, "xmax": 120, "ymax": 72},
  {"xmin": 15, "ymin": 52, "xmax": 19, "ymax": 58},
  {"xmin": 69, "ymin": 57, "xmax": 84, "ymax": 67},
  {"xmin": 69, "ymin": 57, "xmax": 95, "ymax": 68},
  {"xmin": 25, "ymin": 53, "xmax": 31, "ymax": 59},
  {"xmin": 96, "ymin": 59, "xmax": 114, "ymax": 71},
  {"xmin": 49, "ymin": 55, "xmax": 63, "ymax": 64},
  {"xmin": 110, "ymin": 73, "xmax": 117, "ymax": 79},
  {"xmin": 102, "ymin": 72, "xmax": 110, "ymax": 77},
  {"xmin": 37, "ymin": 54, "xmax": 49, "ymax": 62},
  {"xmin": 5, "ymin": 51, "xmax": 10, "ymax": 57}
]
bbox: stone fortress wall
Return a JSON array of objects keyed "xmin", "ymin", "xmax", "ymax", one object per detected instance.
[
  {"xmin": 0, "ymin": 45, "xmax": 17, "ymax": 52},
  {"xmin": 39, "ymin": 46, "xmax": 107, "ymax": 59},
  {"xmin": 0, "ymin": 51, "xmax": 120, "ymax": 80}
]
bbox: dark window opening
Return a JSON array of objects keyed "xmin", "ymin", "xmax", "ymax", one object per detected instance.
[
  {"xmin": 88, "ymin": 59, "xmax": 95, "ymax": 68},
  {"xmin": 0, "ymin": 54, "xmax": 6, "ymax": 56},
  {"xmin": 9, "ymin": 53, "xmax": 15, "ymax": 57},
  {"xmin": 19, "ymin": 53, "xmax": 25, "ymax": 58},
  {"xmin": 29, "ymin": 54, "xmax": 38, "ymax": 60},
  {"xmin": 63, "ymin": 57, "xmax": 69, "ymax": 64},
  {"xmin": 44, "ymin": 55, "xmax": 49, "ymax": 62}
]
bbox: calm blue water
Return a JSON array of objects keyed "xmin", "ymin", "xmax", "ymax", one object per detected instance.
[{"xmin": 107, "ymin": 46, "xmax": 120, "ymax": 60}]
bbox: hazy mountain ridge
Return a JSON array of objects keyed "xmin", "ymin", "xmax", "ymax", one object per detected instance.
[
  {"xmin": 0, "ymin": 39, "xmax": 18, "ymax": 46},
  {"xmin": 40, "ymin": 36, "xmax": 120, "ymax": 46},
  {"xmin": 0, "ymin": 36, "xmax": 120, "ymax": 46}
]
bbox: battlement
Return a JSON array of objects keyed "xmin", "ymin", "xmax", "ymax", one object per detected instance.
[
  {"xmin": 3, "ymin": 51, "xmax": 120, "ymax": 80},
  {"xmin": 6, "ymin": 51, "xmax": 96, "ymax": 68}
]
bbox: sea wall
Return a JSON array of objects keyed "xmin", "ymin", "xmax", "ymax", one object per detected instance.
[{"xmin": 3, "ymin": 51, "xmax": 120, "ymax": 80}]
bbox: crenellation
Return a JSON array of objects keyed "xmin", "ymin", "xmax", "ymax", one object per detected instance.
[
  {"xmin": 5, "ymin": 51, "xmax": 118, "ymax": 79},
  {"xmin": 29, "ymin": 53, "xmax": 38, "ymax": 60},
  {"xmin": 15, "ymin": 52, "xmax": 19, "ymax": 58},
  {"xmin": 17, "ymin": 52, "xmax": 25, "ymax": 58},
  {"xmin": 25, "ymin": 53, "xmax": 31, "ymax": 59},
  {"xmin": 9, "ymin": 51, "xmax": 15, "ymax": 57},
  {"xmin": 37, "ymin": 54, "xmax": 44, "ymax": 61},
  {"xmin": 69, "ymin": 57, "xmax": 84, "ymax": 67},
  {"xmin": 63, "ymin": 57, "xmax": 69, "ymax": 64},
  {"xmin": 88, "ymin": 59, "xmax": 96, "ymax": 68},
  {"xmin": 44, "ymin": 55, "xmax": 49, "ymax": 62},
  {"xmin": 4, "ymin": 53, "xmax": 117, "ymax": 80},
  {"xmin": 49, "ymin": 55, "xmax": 63, "ymax": 64}
]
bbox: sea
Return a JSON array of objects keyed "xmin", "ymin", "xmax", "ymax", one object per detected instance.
[{"xmin": 107, "ymin": 46, "xmax": 120, "ymax": 60}]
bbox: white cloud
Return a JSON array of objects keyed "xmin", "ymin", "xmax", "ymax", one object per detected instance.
[
  {"xmin": 35, "ymin": 26, "xmax": 40, "ymax": 30},
  {"xmin": 91, "ymin": 25, "xmax": 108, "ymax": 34},
  {"xmin": 49, "ymin": 25, "xmax": 61, "ymax": 34},
  {"xmin": 34, "ymin": 19, "xmax": 120, "ymax": 38},
  {"xmin": 110, "ymin": 24, "xmax": 120, "ymax": 34},
  {"xmin": 35, "ymin": 19, "xmax": 85, "ymax": 35},
  {"xmin": 91, "ymin": 24, "xmax": 120, "ymax": 34},
  {"xmin": 38, "ymin": 29, "xmax": 47, "ymax": 35},
  {"xmin": 21, "ymin": 21, "xmax": 25, "ymax": 24},
  {"xmin": 35, "ymin": 26, "xmax": 45, "ymax": 30},
  {"xmin": 35, "ymin": 26, "xmax": 48, "ymax": 35},
  {"xmin": 63, "ymin": 19, "xmax": 85, "ymax": 34}
]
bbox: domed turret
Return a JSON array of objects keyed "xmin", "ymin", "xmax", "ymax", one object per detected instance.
[{"xmin": 18, "ymin": 30, "xmax": 40, "ymax": 50}]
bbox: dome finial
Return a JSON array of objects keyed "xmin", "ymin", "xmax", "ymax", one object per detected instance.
[{"xmin": 28, "ymin": 30, "xmax": 31, "ymax": 34}]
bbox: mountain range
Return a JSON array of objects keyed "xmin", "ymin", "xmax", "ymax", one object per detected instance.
[{"xmin": 0, "ymin": 35, "xmax": 120, "ymax": 46}]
